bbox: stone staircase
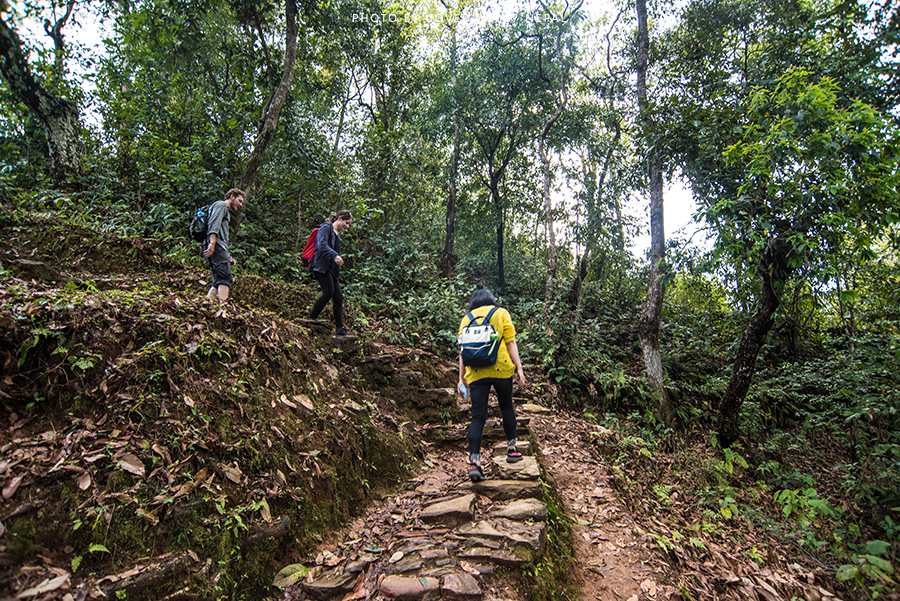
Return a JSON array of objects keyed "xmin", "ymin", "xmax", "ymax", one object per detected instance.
[{"xmin": 287, "ymin": 401, "xmax": 556, "ymax": 601}]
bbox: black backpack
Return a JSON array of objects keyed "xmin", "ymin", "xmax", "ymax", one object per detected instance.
[{"xmin": 186, "ymin": 204, "xmax": 211, "ymax": 243}]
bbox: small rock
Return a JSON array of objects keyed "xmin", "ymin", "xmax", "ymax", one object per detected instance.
[
  {"xmin": 490, "ymin": 499, "xmax": 549, "ymax": 522},
  {"xmin": 379, "ymin": 575, "xmax": 440, "ymax": 600},
  {"xmin": 441, "ymin": 572, "xmax": 482, "ymax": 600}
]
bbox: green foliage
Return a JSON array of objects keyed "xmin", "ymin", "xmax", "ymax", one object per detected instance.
[
  {"xmin": 837, "ymin": 539, "xmax": 897, "ymax": 598},
  {"xmin": 716, "ymin": 68, "xmax": 900, "ymax": 285}
]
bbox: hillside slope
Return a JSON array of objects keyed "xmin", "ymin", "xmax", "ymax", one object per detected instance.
[{"xmin": 0, "ymin": 210, "xmax": 858, "ymax": 600}]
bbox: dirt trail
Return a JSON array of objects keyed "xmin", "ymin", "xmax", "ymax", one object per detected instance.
[
  {"xmin": 529, "ymin": 412, "xmax": 674, "ymax": 601},
  {"xmin": 280, "ymin": 400, "xmax": 673, "ymax": 601}
]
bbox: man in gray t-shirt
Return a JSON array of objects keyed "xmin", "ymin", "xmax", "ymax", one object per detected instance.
[{"xmin": 203, "ymin": 188, "xmax": 245, "ymax": 301}]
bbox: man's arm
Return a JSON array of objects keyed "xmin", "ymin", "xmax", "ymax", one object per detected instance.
[{"xmin": 203, "ymin": 233, "xmax": 217, "ymax": 258}]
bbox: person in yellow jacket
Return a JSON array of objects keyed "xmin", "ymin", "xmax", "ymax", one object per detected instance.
[{"xmin": 456, "ymin": 283, "xmax": 526, "ymax": 481}]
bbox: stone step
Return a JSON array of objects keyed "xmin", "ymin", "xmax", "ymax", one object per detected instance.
[
  {"xmin": 419, "ymin": 493, "xmax": 476, "ymax": 529},
  {"xmin": 519, "ymin": 403, "xmax": 553, "ymax": 415},
  {"xmin": 296, "ymin": 404, "xmax": 553, "ymax": 601},
  {"xmin": 379, "ymin": 572, "xmax": 483, "ymax": 600},
  {"xmin": 299, "ymin": 565, "xmax": 357, "ymax": 599},
  {"xmin": 491, "ymin": 440, "xmax": 533, "ymax": 456},
  {"xmin": 456, "ymin": 479, "xmax": 543, "ymax": 501},
  {"xmin": 490, "ymin": 455, "xmax": 540, "ymax": 481},
  {"xmin": 489, "ymin": 498, "xmax": 548, "ymax": 521},
  {"xmin": 454, "ymin": 518, "xmax": 546, "ymax": 553}
]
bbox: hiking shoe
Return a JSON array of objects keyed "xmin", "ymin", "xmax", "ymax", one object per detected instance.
[
  {"xmin": 468, "ymin": 464, "xmax": 485, "ymax": 482},
  {"xmin": 506, "ymin": 449, "xmax": 524, "ymax": 463},
  {"xmin": 335, "ymin": 327, "xmax": 349, "ymax": 336}
]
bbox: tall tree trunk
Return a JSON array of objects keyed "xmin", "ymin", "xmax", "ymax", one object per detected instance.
[
  {"xmin": 0, "ymin": 13, "xmax": 80, "ymax": 183},
  {"xmin": 717, "ymin": 256, "xmax": 785, "ymax": 447},
  {"xmin": 295, "ymin": 176, "xmax": 305, "ymax": 248},
  {"xmin": 440, "ymin": 13, "xmax": 461, "ymax": 277},
  {"xmin": 240, "ymin": 0, "xmax": 298, "ymax": 193},
  {"xmin": 333, "ymin": 79, "xmax": 350, "ymax": 153},
  {"xmin": 441, "ymin": 114, "xmax": 460, "ymax": 276},
  {"xmin": 635, "ymin": 0, "xmax": 674, "ymax": 427},
  {"xmin": 490, "ymin": 181, "xmax": 506, "ymax": 290},
  {"xmin": 539, "ymin": 78, "xmax": 567, "ymax": 304}
]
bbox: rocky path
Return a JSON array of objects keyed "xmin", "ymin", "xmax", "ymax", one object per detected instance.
[{"xmin": 280, "ymin": 397, "xmax": 673, "ymax": 601}]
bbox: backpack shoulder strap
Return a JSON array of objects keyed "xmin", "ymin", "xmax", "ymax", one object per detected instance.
[
  {"xmin": 465, "ymin": 312, "xmax": 478, "ymax": 326},
  {"xmin": 481, "ymin": 306, "xmax": 499, "ymax": 326}
]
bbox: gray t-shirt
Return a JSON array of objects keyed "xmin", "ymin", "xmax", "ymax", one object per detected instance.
[{"xmin": 206, "ymin": 200, "xmax": 230, "ymax": 252}]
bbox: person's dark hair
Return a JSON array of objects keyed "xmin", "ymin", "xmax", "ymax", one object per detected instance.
[
  {"xmin": 468, "ymin": 282, "xmax": 497, "ymax": 311},
  {"xmin": 225, "ymin": 188, "xmax": 245, "ymax": 200},
  {"xmin": 330, "ymin": 210, "xmax": 353, "ymax": 223}
]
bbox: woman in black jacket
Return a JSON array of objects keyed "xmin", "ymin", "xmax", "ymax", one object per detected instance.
[{"xmin": 309, "ymin": 210, "xmax": 353, "ymax": 335}]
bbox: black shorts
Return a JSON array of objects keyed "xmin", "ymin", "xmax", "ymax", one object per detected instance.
[{"xmin": 207, "ymin": 247, "xmax": 233, "ymax": 287}]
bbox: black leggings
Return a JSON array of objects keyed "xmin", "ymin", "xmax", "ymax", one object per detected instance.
[
  {"xmin": 310, "ymin": 271, "xmax": 344, "ymax": 328},
  {"xmin": 468, "ymin": 377, "xmax": 517, "ymax": 461}
]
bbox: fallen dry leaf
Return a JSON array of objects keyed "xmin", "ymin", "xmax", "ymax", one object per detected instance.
[
  {"xmin": 2, "ymin": 475, "xmax": 23, "ymax": 499},
  {"xmin": 77, "ymin": 472, "xmax": 91, "ymax": 491},
  {"xmin": 117, "ymin": 453, "xmax": 145, "ymax": 477},
  {"xmin": 151, "ymin": 444, "xmax": 171, "ymax": 465},
  {"xmin": 641, "ymin": 578, "xmax": 657, "ymax": 596},
  {"xmin": 341, "ymin": 586, "xmax": 369, "ymax": 601},
  {"xmin": 459, "ymin": 561, "xmax": 481, "ymax": 576},
  {"xmin": 16, "ymin": 573, "xmax": 69, "ymax": 597},
  {"xmin": 224, "ymin": 465, "xmax": 243, "ymax": 484},
  {"xmin": 136, "ymin": 507, "xmax": 159, "ymax": 525}
]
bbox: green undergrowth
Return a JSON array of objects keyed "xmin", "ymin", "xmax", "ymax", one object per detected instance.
[
  {"xmin": 520, "ymin": 472, "xmax": 577, "ymax": 600},
  {"xmin": 581, "ymin": 397, "xmax": 899, "ymax": 600}
]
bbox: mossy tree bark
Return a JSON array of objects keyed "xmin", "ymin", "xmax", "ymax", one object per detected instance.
[{"xmin": 0, "ymin": 13, "xmax": 80, "ymax": 183}]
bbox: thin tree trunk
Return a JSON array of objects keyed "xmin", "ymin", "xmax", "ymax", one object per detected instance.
[
  {"xmin": 43, "ymin": 0, "xmax": 76, "ymax": 82},
  {"xmin": 574, "ymin": 246, "xmax": 590, "ymax": 314},
  {"xmin": 635, "ymin": 0, "xmax": 674, "ymax": 427},
  {"xmin": 441, "ymin": 114, "xmax": 460, "ymax": 276},
  {"xmin": 490, "ymin": 181, "xmax": 506, "ymax": 290},
  {"xmin": 717, "ymin": 259, "xmax": 784, "ymax": 447},
  {"xmin": 240, "ymin": 0, "xmax": 298, "ymax": 193},
  {"xmin": 296, "ymin": 176, "xmax": 305, "ymax": 249},
  {"xmin": 334, "ymin": 85, "xmax": 349, "ymax": 153},
  {"xmin": 539, "ymin": 78, "xmax": 567, "ymax": 304},
  {"xmin": 0, "ymin": 13, "xmax": 80, "ymax": 183},
  {"xmin": 440, "ymin": 13, "xmax": 460, "ymax": 276}
]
